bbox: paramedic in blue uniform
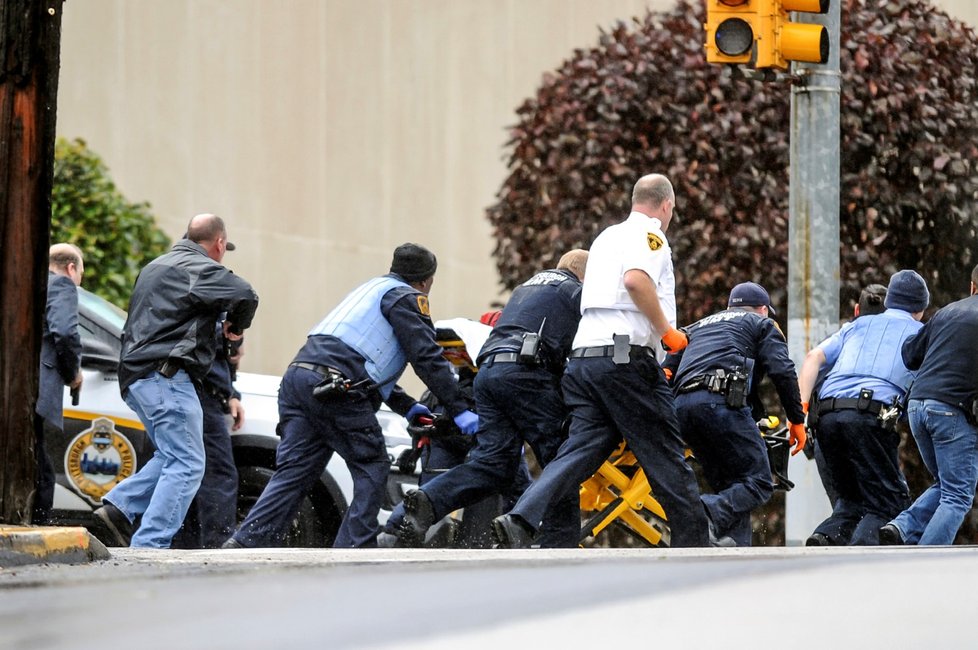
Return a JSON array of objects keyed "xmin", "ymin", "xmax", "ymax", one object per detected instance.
[
  {"xmin": 225, "ymin": 243, "xmax": 479, "ymax": 548},
  {"xmin": 492, "ymin": 173, "xmax": 710, "ymax": 548},
  {"xmin": 665, "ymin": 282, "xmax": 807, "ymax": 546},
  {"xmin": 395, "ymin": 249, "xmax": 589, "ymax": 548}
]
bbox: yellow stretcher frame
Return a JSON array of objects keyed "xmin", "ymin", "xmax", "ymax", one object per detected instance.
[
  {"xmin": 579, "ymin": 443, "xmax": 671, "ymax": 546},
  {"xmin": 579, "ymin": 418, "xmax": 791, "ymax": 547}
]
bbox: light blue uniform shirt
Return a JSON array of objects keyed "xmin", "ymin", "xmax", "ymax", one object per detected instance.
[{"xmin": 818, "ymin": 309, "xmax": 922, "ymax": 403}]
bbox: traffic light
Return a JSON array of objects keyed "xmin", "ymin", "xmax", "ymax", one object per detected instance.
[
  {"xmin": 705, "ymin": 0, "xmax": 757, "ymax": 65},
  {"xmin": 705, "ymin": 0, "xmax": 830, "ymax": 70}
]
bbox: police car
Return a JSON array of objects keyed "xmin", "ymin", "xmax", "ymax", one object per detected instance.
[{"xmin": 50, "ymin": 287, "xmax": 418, "ymax": 546}]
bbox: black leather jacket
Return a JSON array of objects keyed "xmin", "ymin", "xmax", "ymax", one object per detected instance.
[{"xmin": 119, "ymin": 240, "xmax": 258, "ymax": 394}]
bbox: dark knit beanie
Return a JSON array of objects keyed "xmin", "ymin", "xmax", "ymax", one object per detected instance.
[
  {"xmin": 390, "ymin": 243, "xmax": 437, "ymax": 282},
  {"xmin": 884, "ymin": 270, "xmax": 929, "ymax": 313}
]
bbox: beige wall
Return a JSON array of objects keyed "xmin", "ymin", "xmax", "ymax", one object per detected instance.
[{"xmin": 57, "ymin": 0, "xmax": 976, "ymax": 387}]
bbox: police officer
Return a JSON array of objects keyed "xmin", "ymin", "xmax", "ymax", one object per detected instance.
[
  {"xmin": 225, "ymin": 243, "xmax": 479, "ymax": 548},
  {"xmin": 665, "ymin": 282, "xmax": 806, "ymax": 546},
  {"xmin": 395, "ymin": 249, "xmax": 589, "ymax": 548},
  {"xmin": 799, "ymin": 270, "xmax": 928, "ymax": 546},
  {"xmin": 35, "ymin": 243, "xmax": 85, "ymax": 524},
  {"xmin": 171, "ymin": 319, "xmax": 244, "ymax": 549},
  {"xmin": 810, "ymin": 283, "xmax": 888, "ymax": 509},
  {"xmin": 493, "ymin": 173, "xmax": 710, "ymax": 548}
]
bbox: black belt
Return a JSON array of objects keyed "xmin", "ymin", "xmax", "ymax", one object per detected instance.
[
  {"xmin": 677, "ymin": 375, "xmax": 725, "ymax": 395},
  {"xmin": 569, "ymin": 344, "xmax": 653, "ymax": 359},
  {"xmin": 818, "ymin": 397, "xmax": 887, "ymax": 416},
  {"xmin": 483, "ymin": 352, "xmax": 520, "ymax": 365},
  {"xmin": 290, "ymin": 361, "xmax": 332, "ymax": 377},
  {"xmin": 157, "ymin": 359, "xmax": 184, "ymax": 378}
]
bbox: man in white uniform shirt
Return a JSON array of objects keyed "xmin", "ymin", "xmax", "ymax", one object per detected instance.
[{"xmin": 492, "ymin": 173, "xmax": 710, "ymax": 548}]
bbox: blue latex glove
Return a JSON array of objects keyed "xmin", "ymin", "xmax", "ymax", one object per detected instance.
[
  {"xmin": 453, "ymin": 409, "xmax": 480, "ymax": 435},
  {"xmin": 405, "ymin": 403, "xmax": 433, "ymax": 424}
]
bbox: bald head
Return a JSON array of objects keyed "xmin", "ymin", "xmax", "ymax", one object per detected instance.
[
  {"xmin": 187, "ymin": 213, "xmax": 230, "ymax": 262},
  {"xmin": 556, "ymin": 248, "xmax": 589, "ymax": 281},
  {"xmin": 631, "ymin": 174, "xmax": 676, "ymax": 229},
  {"xmin": 49, "ymin": 243, "xmax": 84, "ymax": 286}
]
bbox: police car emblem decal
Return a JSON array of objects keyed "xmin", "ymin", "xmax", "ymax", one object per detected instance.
[
  {"xmin": 416, "ymin": 295, "xmax": 431, "ymax": 316},
  {"xmin": 647, "ymin": 233, "xmax": 664, "ymax": 251},
  {"xmin": 65, "ymin": 417, "xmax": 136, "ymax": 501}
]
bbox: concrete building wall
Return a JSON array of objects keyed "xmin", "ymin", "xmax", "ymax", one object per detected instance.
[{"xmin": 57, "ymin": 1, "xmax": 977, "ymax": 383}]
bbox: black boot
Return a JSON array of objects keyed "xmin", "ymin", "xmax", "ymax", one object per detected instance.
[
  {"xmin": 491, "ymin": 514, "xmax": 535, "ymax": 549},
  {"xmin": 395, "ymin": 490, "xmax": 435, "ymax": 548}
]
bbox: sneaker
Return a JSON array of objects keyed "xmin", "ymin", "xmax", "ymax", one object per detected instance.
[
  {"xmin": 220, "ymin": 537, "xmax": 245, "ymax": 549},
  {"xmin": 92, "ymin": 502, "xmax": 134, "ymax": 547},
  {"xmin": 394, "ymin": 490, "xmax": 435, "ymax": 548},
  {"xmin": 806, "ymin": 532, "xmax": 831, "ymax": 546},
  {"xmin": 491, "ymin": 514, "xmax": 535, "ymax": 549},
  {"xmin": 878, "ymin": 524, "xmax": 904, "ymax": 546}
]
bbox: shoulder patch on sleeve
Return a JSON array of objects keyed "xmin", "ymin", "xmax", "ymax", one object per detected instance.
[
  {"xmin": 416, "ymin": 295, "xmax": 430, "ymax": 317},
  {"xmin": 772, "ymin": 320, "xmax": 786, "ymax": 339},
  {"xmin": 647, "ymin": 233, "xmax": 664, "ymax": 251}
]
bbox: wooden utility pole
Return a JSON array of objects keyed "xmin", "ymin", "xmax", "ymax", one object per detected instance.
[{"xmin": 0, "ymin": 0, "xmax": 64, "ymax": 523}]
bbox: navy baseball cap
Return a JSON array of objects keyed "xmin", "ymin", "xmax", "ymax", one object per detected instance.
[{"xmin": 728, "ymin": 282, "xmax": 776, "ymax": 315}]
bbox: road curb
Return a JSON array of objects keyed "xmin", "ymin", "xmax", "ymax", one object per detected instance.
[{"xmin": 0, "ymin": 526, "xmax": 110, "ymax": 567}]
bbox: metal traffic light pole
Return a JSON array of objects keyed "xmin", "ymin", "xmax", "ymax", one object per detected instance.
[{"xmin": 784, "ymin": 0, "xmax": 841, "ymax": 545}]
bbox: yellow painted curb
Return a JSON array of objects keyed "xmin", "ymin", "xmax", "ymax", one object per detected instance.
[{"xmin": 0, "ymin": 526, "xmax": 110, "ymax": 567}]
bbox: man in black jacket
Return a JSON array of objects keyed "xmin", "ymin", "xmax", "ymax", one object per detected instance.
[
  {"xmin": 93, "ymin": 214, "xmax": 258, "ymax": 549},
  {"xmin": 882, "ymin": 265, "xmax": 978, "ymax": 546},
  {"xmin": 395, "ymin": 250, "xmax": 588, "ymax": 548},
  {"xmin": 35, "ymin": 243, "xmax": 85, "ymax": 523}
]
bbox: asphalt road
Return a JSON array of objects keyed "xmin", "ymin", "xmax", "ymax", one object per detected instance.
[{"xmin": 0, "ymin": 546, "xmax": 975, "ymax": 649}]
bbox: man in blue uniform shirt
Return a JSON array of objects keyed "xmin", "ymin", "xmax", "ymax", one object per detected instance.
[
  {"xmin": 799, "ymin": 270, "xmax": 927, "ymax": 545},
  {"xmin": 493, "ymin": 173, "xmax": 710, "ymax": 548},
  {"xmin": 395, "ymin": 249, "xmax": 588, "ymax": 548},
  {"xmin": 881, "ymin": 265, "xmax": 978, "ymax": 546},
  {"xmin": 665, "ymin": 282, "xmax": 806, "ymax": 546},
  {"xmin": 35, "ymin": 243, "xmax": 85, "ymax": 524},
  {"xmin": 226, "ymin": 243, "xmax": 479, "ymax": 548}
]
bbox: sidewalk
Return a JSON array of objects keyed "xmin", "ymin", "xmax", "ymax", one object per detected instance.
[{"xmin": 0, "ymin": 526, "xmax": 110, "ymax": 567}]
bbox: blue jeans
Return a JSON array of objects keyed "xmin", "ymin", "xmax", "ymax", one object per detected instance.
[
  {"xmin": 105, "ymin": 370, "xmax": 205, "ymax": 548},
  {"xmin": 890, "ymin": 399, "xmax": 978, "ymax": 545}
]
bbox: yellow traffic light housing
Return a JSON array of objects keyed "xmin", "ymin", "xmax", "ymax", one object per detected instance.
[
  {"xmin": 705, "ymin": 0, "xmax": 757, "ymax": 65},
  {"xmin": 705, "ymin": 0, "xmax": 830, "ymax": 70}
]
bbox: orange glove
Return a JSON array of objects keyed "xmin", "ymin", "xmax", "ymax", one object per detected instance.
[
  {"xmin": 661, "ymin": 327, "xmax": 688, "ymax": 353},
  {"xmin": 789, "ymin": 422, "xmax": 807, "ymax": 456},
  {"xmin": 801, "ymin": 401, "xmax": 809, "ymax": 415},
  {"xmin": 663, "ymin": 367, "xmax": 673, "ymax": 381}
]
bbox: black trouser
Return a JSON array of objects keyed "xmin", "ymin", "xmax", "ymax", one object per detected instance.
[
  {"xmin": 812, "ymin": 408, "xmax": 909, "ymax": 545},
  {"xmin": 33, "ymin": 418, "xmax": 57, "ymax": 524},
  {"xmin": 509, "ymin": 354, "xmax": 709, "ymax": 547}
]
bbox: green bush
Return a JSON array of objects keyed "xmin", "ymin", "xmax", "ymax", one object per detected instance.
[{"xmin": 51, "ymin": 137, "xmax": 170, "ymax": 308}]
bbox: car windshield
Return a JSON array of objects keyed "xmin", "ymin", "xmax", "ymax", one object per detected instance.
[{"xmin": 78, "ymin": 287, "xmax": 127, "ymax": 336}]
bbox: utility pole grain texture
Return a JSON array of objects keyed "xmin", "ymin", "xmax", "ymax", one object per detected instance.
[{"xmin": 0, "ymin": 0, "xmax": 64, "ymax": 523}]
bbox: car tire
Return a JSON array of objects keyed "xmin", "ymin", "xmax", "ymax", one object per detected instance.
[{"xmin": 236, "ymin": 465, "xmax": 330, "ymax": 548}]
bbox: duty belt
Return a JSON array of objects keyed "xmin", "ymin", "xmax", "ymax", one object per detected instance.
[
  {"xmin": 677, "ymin": 373, "xmax": 727, "ymax": 395},
  {"xmin": 568, "ymin": 344, "xmax": 654, "ymax": 359},
  {"xmin": 290, "ymin": 361, "xmax": 333, "ymax": 377},
  {"xmin": 481, "ymin": 352, "xmax": 520, "ymax": 366},
  {"xmin": 817, "ymin": 396, "xmax": 887, "ymax": 416}
]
